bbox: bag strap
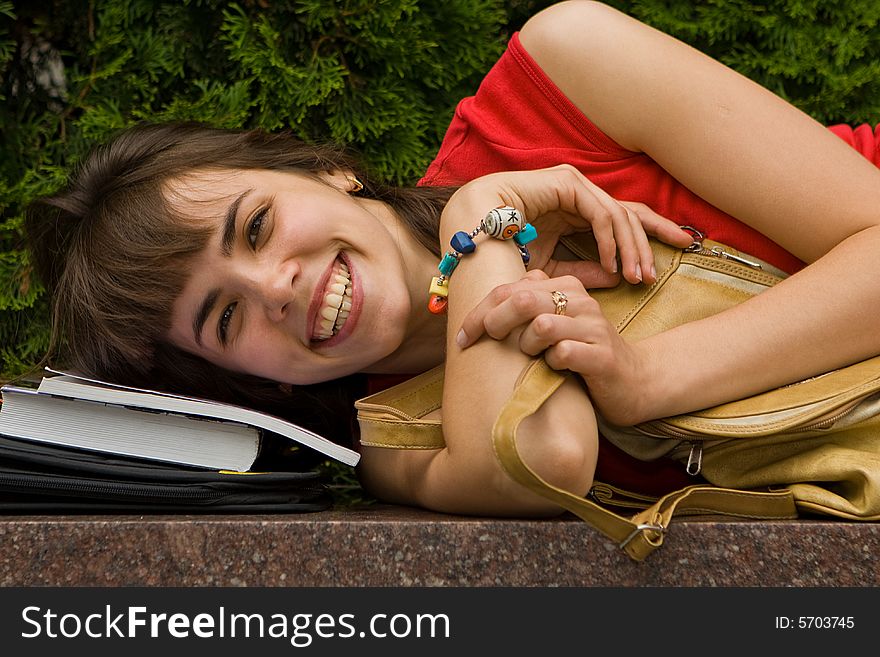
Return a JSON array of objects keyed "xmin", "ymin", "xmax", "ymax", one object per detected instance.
[
  {"xmin": 492, "ymin": 358, "xmax": 799, "ymax": 561},
  {"xmin": 355, "ymin": 366, "xmax": 445, "ymax": 449}
]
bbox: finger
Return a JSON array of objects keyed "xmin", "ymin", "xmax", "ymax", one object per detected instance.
[
  {"xmin": 518, "ymin": 313, "xmax": 570, "ymax": 356},
  {"xmin": 606, "ymin": 203, "xmax": 643, "ymax": 285},
  {"xmin": 518, "ymin": 312, "xmax": 602, "ymax": 356},
  {"xmin": 456, "ymin": 274, "xmax": 554, "ymax": 348},
  {"xmin": 565, "ymin": 171, "xmax": 642, "ymax": 283},
  {"xmin": 479, "ymin": 287, "xmax": 553, "ymax": 344},
  {"xmin": 550, "ymin": 165, "xmax": 620, "ymax": 275},
  {"xmin": 456, "ymin": 281, "xmax": 515, "ymax": 348},
  {"xmin": 620, "ymin": 201, "xmax": 693, "ymax": 248},
  {"xmin": 549, "ymin": 165, "xmax": 644, "ymax": 281},
  {"xmin": 544, "ymin": 339, "xmax": 596, "ymax": 374},
  {"xmin": 626, "ymin": 206, "xmax": 655, "ymax": 284},
  {"xmin": 521, "ymin": 268, "xmax": 550, "ymax": 282},
  {"xmin": 567, "ymin": 184, "xmax": 618, "ymax": 274},
  {"xmin": 544, "ymin": 258, "xmax": 620, "ymax": 289},
  {"xmin": 582, "ymin": 198, "xmax": 635, "ymax": 279},
  {"xmin": 461, "ymin": 279, "xmax": 587, "ymax": 349}
]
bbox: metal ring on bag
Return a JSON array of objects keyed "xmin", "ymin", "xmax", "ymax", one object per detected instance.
[
  {"xmin": 619, "ymin": 522, "xmax": 667, "ymax": 550},
  {"xmin": 679, "ymin": 225, "xmax": 705, "ymax": 252}
]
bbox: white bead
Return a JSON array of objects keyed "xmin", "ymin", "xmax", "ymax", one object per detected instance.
[{"xmin": 482, "ymin": 206, "xmax": 524, "ymax": 239}]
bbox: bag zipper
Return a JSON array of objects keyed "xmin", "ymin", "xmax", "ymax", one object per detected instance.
[
  {"xmin": 625, "ymin": 227, "xmax": 870, "ymax": 478},
  {"xmin": 683, "ymin": 233, "xmax": 764, "ymax": 269},
  {"xmin": 796, "ymin": 405, "xmax": 864, "ymax": 432},
  {"xmin": 0, "ymin": 471, "xmax": 225, "ymax": 501},
  {"xmin": 685, "ymin": 442, "xmax": 703, "ymax": 476},
  {"xmin": 645, "ymin": 400, "xmax": 866, "ymax": 478}
]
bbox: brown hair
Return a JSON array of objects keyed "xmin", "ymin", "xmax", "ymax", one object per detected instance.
[{"xmin": 26, "ymin": 122, "xmax": 453, "ymax": 445}]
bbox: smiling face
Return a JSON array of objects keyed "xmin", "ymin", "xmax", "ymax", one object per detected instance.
[{"xmin": 166, "ymin": 168, "xmax": 430, "ymax": 385}]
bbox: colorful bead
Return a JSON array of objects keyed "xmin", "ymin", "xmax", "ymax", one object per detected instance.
[
  {"xmin": 513, "ymin": 223, "xmax": 538, "ymax": 245},
  {"xmin": 450, "ymin": 231, "xmax": 476, "ymax": 254},
  {"xmin": 427, "ymin": 294, "xmax": 448, "ymax": 314},
  {"xmin": 428, "ymin": 276, "xmax": 449, "ymax": 298},
  {"xmin": 481, "ymin": 206, "xmax": 524, "ymax": 239},
  {"xmin": 428, "ymin": 207, "xmax": 537, "ymax": 316},
  {"xmin": 438, "ymin": 252, "xmax": 460, "ymax": 276}
]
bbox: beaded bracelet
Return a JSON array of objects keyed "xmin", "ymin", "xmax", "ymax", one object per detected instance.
[{"xmin": 427, "ymin": 206, "xmax": 538, "ymax": 314}]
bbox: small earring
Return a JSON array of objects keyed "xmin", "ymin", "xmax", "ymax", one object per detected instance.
[{"xmin": 347, "ymin": 176, "xmax": 364, "ymax": 194}]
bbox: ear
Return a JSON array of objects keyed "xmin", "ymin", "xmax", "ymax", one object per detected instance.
[{"xmin": 319, "ymin": 169, "xmax": 363, "ymax": 194}]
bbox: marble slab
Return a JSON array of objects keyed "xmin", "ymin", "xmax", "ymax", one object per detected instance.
[{"xmin": 1, "ymin": 505, "xmax": 877, "ymax": 587}]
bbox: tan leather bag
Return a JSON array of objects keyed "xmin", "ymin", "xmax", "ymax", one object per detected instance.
[{"xmin": 356, "ymin": 232, "xmax": 880, "ymax": 561}]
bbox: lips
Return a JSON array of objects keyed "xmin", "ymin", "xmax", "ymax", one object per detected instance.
[{"xmin": 311, "ymin": 257, "xmax": 352, "ymax": 341}]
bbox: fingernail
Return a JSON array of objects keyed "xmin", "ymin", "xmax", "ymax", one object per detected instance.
[
  {"xmin": 635, "ymin": 264, "xmax": 643, "ymax": 282},
  {"xmin": 611, "ymin": 258, "xmax": 618, "ymax": 274},
  {"xmin": 650, "ymin": 264, "xmax": 656, "ymax": 281},
  {"xmin": 456, "ymin": 329, "xmax": 468, "ymax": 348}
]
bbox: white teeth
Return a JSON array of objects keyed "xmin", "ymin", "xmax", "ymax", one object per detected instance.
[{"xmin": 313, "ymin": 257, "xmax": 353, "ymax": 342}]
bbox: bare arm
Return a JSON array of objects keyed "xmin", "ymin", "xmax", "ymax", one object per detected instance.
[
  {"xmin": 516, "ymin": 1, "xmax": 880, "ymax": 423},
  {"xmin": 359, "ymin": 166, "xmax": 664, "ymax": 515},
  {"xmin": 358, "ymin": 167, "xmax": 625, "ymax": 515}
]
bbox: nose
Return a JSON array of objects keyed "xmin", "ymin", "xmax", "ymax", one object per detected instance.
[{"xmin": 250, "ymin": 258, "xmax": 299, "ymax": 322}]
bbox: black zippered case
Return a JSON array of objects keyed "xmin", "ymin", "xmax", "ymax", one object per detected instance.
[{"xmin": 0, "ymin": 435, "xmax": 331, "ymax": 512}]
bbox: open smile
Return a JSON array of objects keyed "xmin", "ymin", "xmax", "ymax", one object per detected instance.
[{"xmin": 311, "ymin": 255, "xmax": 353, "ymax": 342}]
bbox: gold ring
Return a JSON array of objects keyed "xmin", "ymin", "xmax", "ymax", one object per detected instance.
[{"xmin": 551, "ymin": 290, "xmax": 568, "ymax": 316}]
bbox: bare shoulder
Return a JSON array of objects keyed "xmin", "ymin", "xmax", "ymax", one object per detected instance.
[
  {"xmin": 518, "ymin": 1, "xmax": 880, "ymax": 261},
  {"xmin": 517, "ymin": 1, "xmax": 668, "ymax": 151},
  {"xmin": 520, "ymin": 0, "xmax": 624, "ymax": 40}
]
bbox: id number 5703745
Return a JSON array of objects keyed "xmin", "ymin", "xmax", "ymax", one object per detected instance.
[{"xmin": 774, "ymin": 617, "xmax": 854, "ymax": 629}]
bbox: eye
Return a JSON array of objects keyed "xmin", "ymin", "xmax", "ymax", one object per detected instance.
[
  {"xmin": 246, "ymin": 206, "xmax": 270, "ymax": 250},
  {"xmin": 218, "ymin": 302, "xmax": 237, "ymax": 345}
]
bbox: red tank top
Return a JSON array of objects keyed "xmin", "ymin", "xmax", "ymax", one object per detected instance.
[{"xmin": 393, "ymin": 31, "xmax": 880, "ymax": 497}]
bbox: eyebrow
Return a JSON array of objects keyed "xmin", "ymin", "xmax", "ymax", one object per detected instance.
[
  {"xmin": 192, "ymin": 288, "xmax": 220, "ymax": 347},
  {"xmin": 191, "ymin": 187, "xmax": 253, "ymax": 346},
  {"xmin": 220, "ymin": 188, "xmax": 253, "ymax": 257}
]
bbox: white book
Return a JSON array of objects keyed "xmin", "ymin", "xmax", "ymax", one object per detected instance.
[{"xmin": 0, "ymin": 368, "xmax": 360, "ymax": 470}]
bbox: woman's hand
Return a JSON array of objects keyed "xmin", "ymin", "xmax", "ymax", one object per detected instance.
[
  {"xmin": 442, "ymin": 164, "xmax": 692, "ymax": 288},
  {"xmin": 456, "ymin": 271, "xmax": 650, "ymax": 426}
]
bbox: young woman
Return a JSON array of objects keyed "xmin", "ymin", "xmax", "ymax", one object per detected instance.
[{"xmin": 27, "ymin": 2, "xmax": 880, "ymax": 517}]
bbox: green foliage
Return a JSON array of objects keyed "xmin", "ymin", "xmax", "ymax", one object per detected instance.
[
  {"xmin": 2, "ymin": 0, "xmax": 878, "ymax": 505},
  {"xmin": 607, "ymin": 0, "xmax": 880, "ymax": 124},
  {"xmin": 318, "ymin": 458, "xmax": 377, "ymax": 508},
  {"xmin": 0, "ymin": 0, "xmax": 509, "ymax": 382},
  {"xmin": 2, "ymin": 0, "xmax": 879, "ymax": 384}
]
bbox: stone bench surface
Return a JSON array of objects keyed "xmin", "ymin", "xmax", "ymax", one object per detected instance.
[{"xmin": 1, "ymin": 505, "xmax": 877, "ymax": 587}]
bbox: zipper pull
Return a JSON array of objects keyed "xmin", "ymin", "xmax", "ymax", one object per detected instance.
[
  {"xmin": 679, "ymin": 226, "xmax": 764, "ymax": 270},
  {"xmin": 680, "ymin": 225, "xmax": 705, "ymax": 252},
  {"xmin": 709, "ymin": 246, "xmax": 763, "ymax": 269},
  {"xmin": 686, "ymin": 441, "xmax": 703, "ymax": 476}
]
